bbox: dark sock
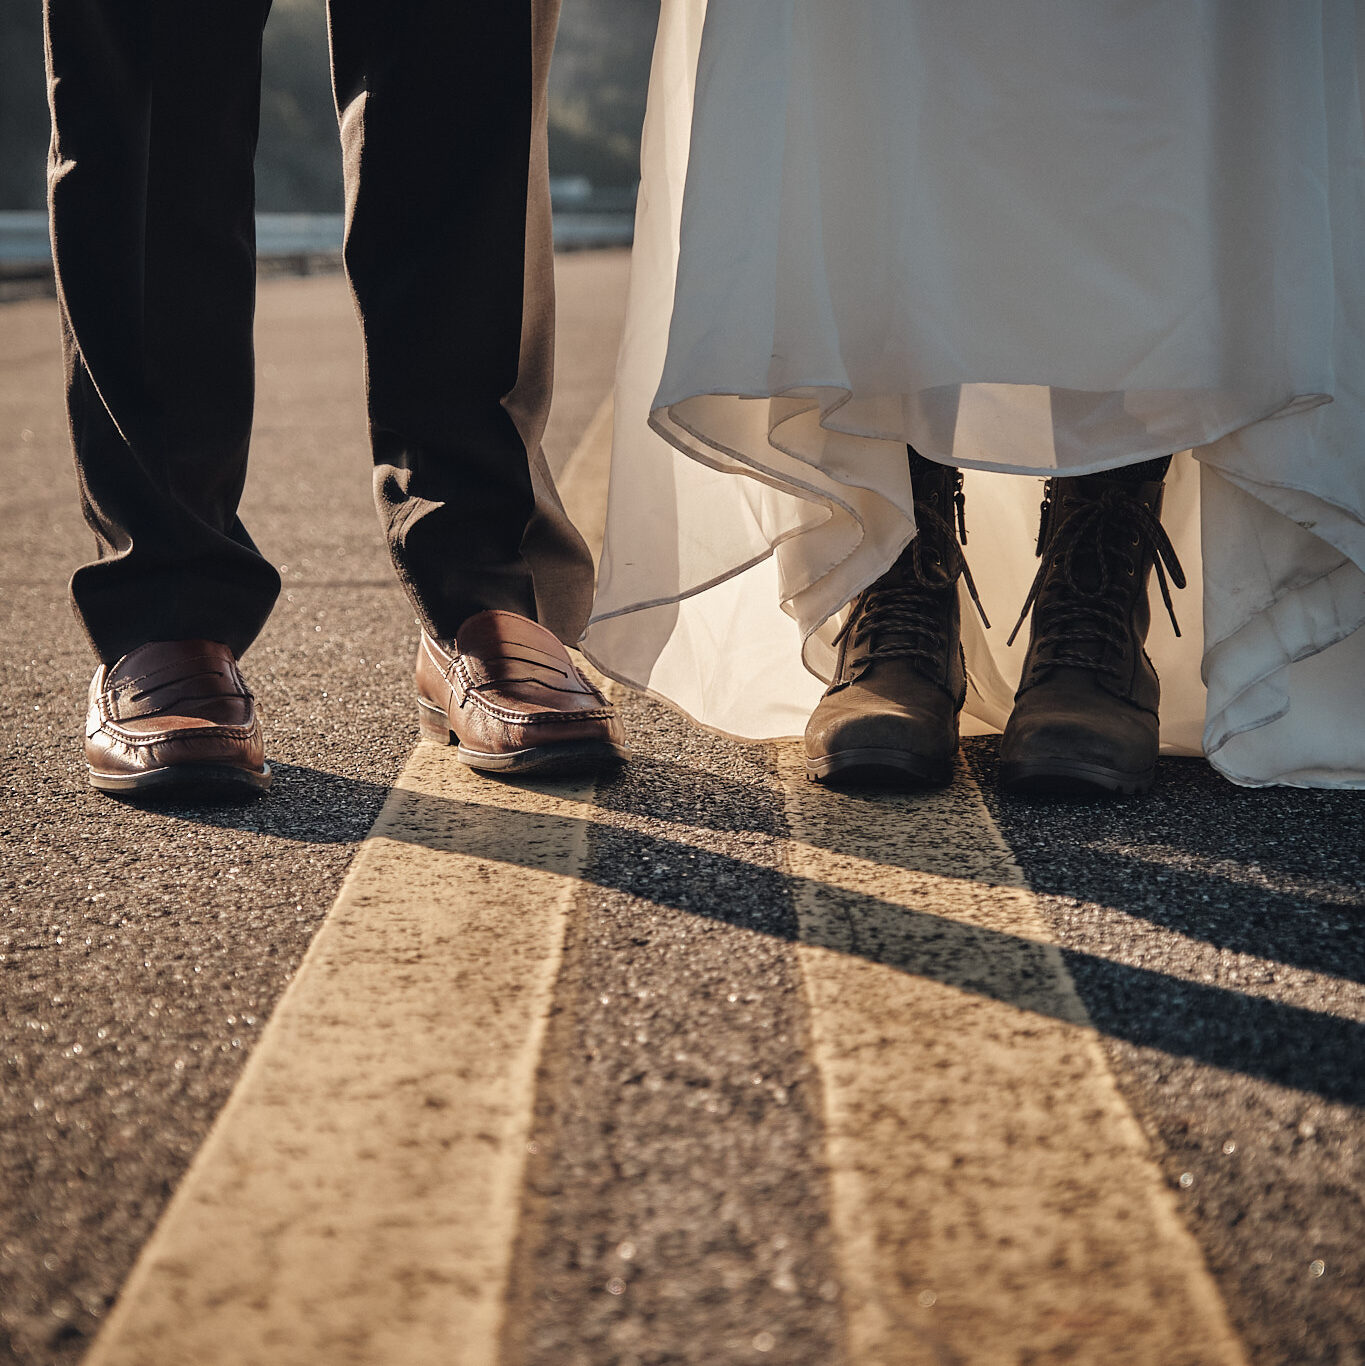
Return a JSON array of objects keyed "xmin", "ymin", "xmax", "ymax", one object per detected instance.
[
  {"xmin": 1104, "ymin": 454, "xmax": 1172, "ymax": 484},
  {"xmin": 907, "ymin": 444, "xmax": 956, "ymax": 479}
]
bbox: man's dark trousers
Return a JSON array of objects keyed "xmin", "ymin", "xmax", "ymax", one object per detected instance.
[{"xmin": 43, "ymin": 0, "xmax": 594, "ymax": 665}]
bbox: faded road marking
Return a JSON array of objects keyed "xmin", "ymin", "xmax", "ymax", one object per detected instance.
[{"xmin": 779, "ymin": 753, "xmax": 1249, "ymax": 1366}]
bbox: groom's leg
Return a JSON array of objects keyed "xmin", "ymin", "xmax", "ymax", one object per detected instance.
[
  {"xmin": 46, "ymin": 1, "xmax": 279, "ymax": 797},
  {"xmin": 45, "ymin": 0, "xmax": 280, "ymax": 664},
  {"xmin": 328, "ymin": 0, "xmax": 594, "ymax": 645}
]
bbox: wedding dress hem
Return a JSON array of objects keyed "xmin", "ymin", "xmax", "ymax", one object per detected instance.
[{"xmin": 655, "ymin": 387, "xmax": 1332, "ymax": 482}]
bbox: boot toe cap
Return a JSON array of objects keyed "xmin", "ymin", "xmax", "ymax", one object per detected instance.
[{"xmin": 1002, "ymin": 677, "xmax": 1158, "ymax": 791}]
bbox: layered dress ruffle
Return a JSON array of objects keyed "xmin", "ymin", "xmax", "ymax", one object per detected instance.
[{"xmin": 583, "ymin": 0, "xmax": 1365, "ymax": 786}]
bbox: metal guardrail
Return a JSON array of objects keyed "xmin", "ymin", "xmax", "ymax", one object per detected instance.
[
  {"xmin": 2, "ymin": 202, "xmax": 634, "ymax": 259},
  {"xmin": 0, "ymin": 207, "xmax": 634, "ymax": 302}
]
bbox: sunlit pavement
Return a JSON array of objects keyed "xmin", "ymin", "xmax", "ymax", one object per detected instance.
[{"xmin": 2, "ymin": 255, "xmax": 1362, "ymax": 1366}]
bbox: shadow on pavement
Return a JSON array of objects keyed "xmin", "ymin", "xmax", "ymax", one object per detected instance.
[{"xmin": 157, "ymin": 753, "xmax": 1365, "ymax": 1108}]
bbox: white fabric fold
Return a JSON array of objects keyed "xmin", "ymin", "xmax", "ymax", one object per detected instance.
[{"xmin": 584, "ymin": 0, "xmax": 1365, "ymax": 787}]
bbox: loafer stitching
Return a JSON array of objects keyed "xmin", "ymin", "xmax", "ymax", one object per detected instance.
[
  {"xmin": 422, "ymin": 635, "xmax": 467, "ymax": 707},
  {"xmin": 450, "ymin": 653, "xmax": 613, "ymax": 725},
  {"xmin": 96, "ymin": 717, "xmax": 261, "ymax": 746}
]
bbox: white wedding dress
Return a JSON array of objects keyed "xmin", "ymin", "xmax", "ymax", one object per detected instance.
[{"xmin": 582, "ymin": 0, "xmax": 1365, "ymax": 787}]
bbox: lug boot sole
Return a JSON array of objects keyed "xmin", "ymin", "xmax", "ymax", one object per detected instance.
[
  {"xmin": 999, "ymin": 756, "xmax": 1154, "ymax": 797},
  {"xmin": 418, "ymin": 698, "xmax": 628, "ymax": 777},
  {"xmin": 806, "ymin": 746, "xmax": 953, "ymax": 788}
]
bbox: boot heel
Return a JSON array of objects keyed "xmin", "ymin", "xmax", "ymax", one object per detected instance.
[{"xmin": 417, "ymin": 699, "xmax": 453, "ymax": 744}]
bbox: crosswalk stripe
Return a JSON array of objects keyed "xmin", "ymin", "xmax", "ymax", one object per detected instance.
[{"xmin": 778, "ymin": 750, "xmax": 1249, "ymax": 1366}]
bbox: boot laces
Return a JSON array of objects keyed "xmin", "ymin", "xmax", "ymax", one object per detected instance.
[
  {"xmin": 834, "ymin": 481, "xmax": 989, "ymax": 682},
  {"xmin": 1005, "ymin": 483, "xmax": 1187, "ymax": 675}
]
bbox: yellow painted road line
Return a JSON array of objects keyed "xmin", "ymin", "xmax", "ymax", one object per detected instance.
[
  {"xmin": 83, "ymin": 400, "xmax": 617, "ymax": 1366},
  {"xmin": 778, "ymin": 751, "xmax": 1249, "ymax": 1366}
]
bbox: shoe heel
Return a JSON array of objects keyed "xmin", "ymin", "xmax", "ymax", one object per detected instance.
[{"xmin": 417, "ymin": 699, "xmax": 453, "ymax": 745}]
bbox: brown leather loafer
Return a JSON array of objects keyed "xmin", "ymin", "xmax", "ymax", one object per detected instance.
[
  {"xmin": 416, "ymin": 611, "xmax": 627, "ymax": 776},
  {"xmin": 85, "ymin": 640, "xmax": 270, "ymax": 797}
]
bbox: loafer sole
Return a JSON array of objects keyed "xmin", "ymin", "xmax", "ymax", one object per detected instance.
[
  {"xmin": 458, "ymin": 740, "xmax": 630, "ymax": 777},
  {"xmin": 806, "ymin": 746, "xmax": 953, "ymax": 788},
  {"xmin": 88, "ymin": 761, "xmax": 271, "ymax": 799},
  {"xmin": 999, "ymin": 757, "xmax": 1154, "ymax": 797},
  {"xmin": 419, "ymin": 699, "xmax": 628, "ymax": 777}
]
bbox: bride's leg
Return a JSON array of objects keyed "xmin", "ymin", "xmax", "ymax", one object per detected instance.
[
  {"xmin": 1000, "ymin": 456, "xmax": 1185, "ymax": 796},
  {"xmin": 804, "ymin": 448, "xmax": 982, "ymax": 787}
]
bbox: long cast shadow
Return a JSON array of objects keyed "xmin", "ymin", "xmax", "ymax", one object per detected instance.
[
  {"xmin": 185, "ymin": 750, "xmax": 1365, "ymax": 991},
  {"xmin": 168, "ymin": 757, "xmax": 1365, "ymax": 1108},
  {"xmin": 965, "ymin": 739, "xmax": 1365, "ymax": 989}
]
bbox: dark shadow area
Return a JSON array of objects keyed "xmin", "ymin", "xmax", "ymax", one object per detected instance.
[
  {"xmin": 161, "ymin": 754, "xmax": 1365, "ymax": 1106},
  {"xmin": 964, "ymin": 737, "xmax": 1365, "ymax": 985},
  {"xmin": 121, "ymin": 760, "xmax": 394, "ymax": 846},
  {"xmin": 184, "ymin": 750, "xmax": 1365, "ymax": 985}
]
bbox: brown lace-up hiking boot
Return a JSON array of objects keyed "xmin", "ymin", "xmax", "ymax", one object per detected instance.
[
  {"xmin": 1000, "ymin": 468, "xmax": 1185, "ymax": 796},
  {"xmin": 805, "ymin": 454, "xmax": 987, "ymax": 787}
]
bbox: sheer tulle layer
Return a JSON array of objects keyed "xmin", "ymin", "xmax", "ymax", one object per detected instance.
[{"xmin": 583, "ymin": 0, "xmax": 1365, "ymax": 786}]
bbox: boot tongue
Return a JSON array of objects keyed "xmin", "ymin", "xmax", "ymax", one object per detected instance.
[
  {"xmin": 883, "ymin": 486, "xmax": 961, "ymax": 589},
  {"xmin": 876, "ymin": 553, "xmax": 919, "ymax": 590},
  {"xmin": 1069, "ymin": 529, "xmax": 1107, "ymax": 595},
  {"xmin": 1055, "ymin": 476, "xmax": 1136, "ymax": 596}
]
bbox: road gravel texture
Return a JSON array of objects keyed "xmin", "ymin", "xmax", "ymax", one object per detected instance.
[{"xmin": 506, "ymin": 693, "xmax": 846, "ymax": 1366}]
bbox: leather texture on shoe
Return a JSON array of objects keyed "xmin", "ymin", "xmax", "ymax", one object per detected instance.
[
  {"xmin": 85, "ymin": 639, "xmax": 269, "ymax": 795},
  {"xmin": 804, "ymin": 460, "xmax": 980, "ymax": 787},
  {"xmin": 1001, "ymin": 472, "xmax": 1185, "ymax": 795},
  {"xmin": 415, "ymin": 610, "xmax": 627, "ymax": 774}
]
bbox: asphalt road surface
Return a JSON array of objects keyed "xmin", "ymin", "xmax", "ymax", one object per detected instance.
[{"xmin": 1, "ymin": 254, "xmax": 1362, "ymax": 1366}]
